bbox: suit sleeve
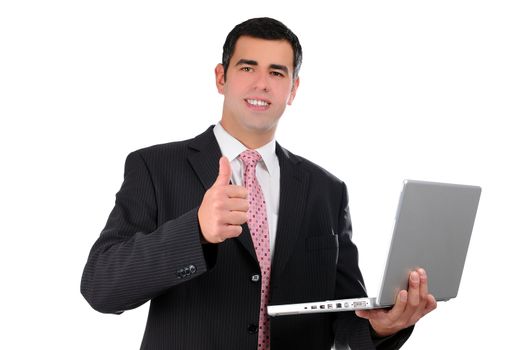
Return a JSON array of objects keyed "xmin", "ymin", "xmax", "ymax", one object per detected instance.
[
  {"xmin": 333, "ymin": 182, "xmax": 413, "ymax": 350},
  {"xmin": 80, "ymin": 151, "xmax": 212, "ymax": 314}
]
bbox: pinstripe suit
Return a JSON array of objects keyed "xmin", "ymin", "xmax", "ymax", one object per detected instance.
[{"xmin": 81, "ymin": 126, "xmax": 412, "ymax": 349}]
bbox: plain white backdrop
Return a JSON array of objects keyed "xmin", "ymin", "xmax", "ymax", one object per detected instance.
[{"xmin": 1, "ymin": 1, "xmax": 526, "ymax": 348}]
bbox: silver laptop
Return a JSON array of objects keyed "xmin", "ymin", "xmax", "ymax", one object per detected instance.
[{"xmin": 267, "ymin": 180, "xmax": 481, "ymax": 316}]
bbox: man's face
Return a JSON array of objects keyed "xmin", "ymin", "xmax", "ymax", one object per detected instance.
[{"xmin": 215, "ymin": 36, "xmax": 299, "ymax": 145}]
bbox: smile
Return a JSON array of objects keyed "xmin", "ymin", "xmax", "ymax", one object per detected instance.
[{"xmin": 245, "ymin": 99, "xmax": 270, "ymax": 107}]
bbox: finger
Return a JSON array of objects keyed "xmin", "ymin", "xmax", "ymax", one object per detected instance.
[
  {"xmin": 223, "ymin": 224, "xmax": 243, "ymax": 238},
  {"xmin": 423, "ymin": 294, "xmax": 437, "ymax": 315},
  {"xmin": 406, "ymin": 270, "xmax": 421, "ymax": 310},
  {"xmin": 212, "ymin": 224, "xmax": 243, "ymax": 243},
  {"xmin": 388, "ymin": 289, "xmax": 408, "ymax": 321},
  {"xmin": 418, "ymin": 268, "xmax": 429, "ymax": 301},
  {"xmin": 365, "ymin": 292, "xmax": 407, "ymax": 334},
  {"xmin": 225, "ymin": 198, "xmax": 250, "ymax": 212},
  {"xmin": 355, "ymin": 310, "xmax": 369, "ymax": 319},
  {"xmin": 408, "ymin": 293, "xmax": 437, "ymax": 326},
  {"xmin": 405, "ymin": 269, "xmax": 432, "ymax": 326},
  {"xmin": 213, "ymin": 156, "xmax": 232, "ymax": 187},
  {"xmin": 394, "ymin": 270, "xmax": 421, "ymax": 324},
  {"xmin": 355, "ymin": 308, "xmax": 385, "ymax": 320},
  {"xmin": 413, "ymin": 268, "xmax": 429, "ymax": 317},
  {"xmin": 224, "ymin": 185, "xmax": 248, "ymax": 199},
  {"xmin": 224, "ymin": 211, "xmax": 249, "ymax": 225}
]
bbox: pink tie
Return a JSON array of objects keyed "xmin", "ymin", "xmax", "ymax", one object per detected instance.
[{"xmin": 240, "ymin": 150, "xmax": 271, "ymax": 349}]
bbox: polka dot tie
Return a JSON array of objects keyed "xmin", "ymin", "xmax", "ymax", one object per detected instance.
[{"xmin": 240, "ymin": 150, "xmax": 271, "ymax": 349}]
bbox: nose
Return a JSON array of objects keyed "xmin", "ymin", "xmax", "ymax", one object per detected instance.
[{"xmin": 252, "ymin": 70, "xmax": 270, "ymax": 92}]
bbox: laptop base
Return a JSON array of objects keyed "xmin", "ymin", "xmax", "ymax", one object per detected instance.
[{"xmin": 268, "ymin": 297, "xmax": 382, "ymax": 317}]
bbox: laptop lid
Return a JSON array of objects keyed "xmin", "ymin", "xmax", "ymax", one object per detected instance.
[{"xmin": 376, "ymin": 180, "xmax": 481, "ymax": 306}]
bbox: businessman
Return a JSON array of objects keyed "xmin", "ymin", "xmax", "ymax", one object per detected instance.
[{"xmin": 81, "ymin": 17, "xmax": 436, "ymax": 349}]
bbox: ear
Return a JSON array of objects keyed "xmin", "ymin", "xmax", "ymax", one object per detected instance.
[
  {"xmin": 215, "ymin": 63, "xmax": 226, "ymax": 94},
  {"xmin": 287, "ymin": 76, "xmax": 300, "ymax": 105}
]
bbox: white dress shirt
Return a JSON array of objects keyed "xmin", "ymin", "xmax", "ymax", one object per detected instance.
[{"xmin": 213, "ymin": 123, "xmax": 280, "ymax": 259}]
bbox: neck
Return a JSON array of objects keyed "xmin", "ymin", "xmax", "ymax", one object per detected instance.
[{"xmin": 219, "ymin": 120, "xmax": 276, "ymax": 150}]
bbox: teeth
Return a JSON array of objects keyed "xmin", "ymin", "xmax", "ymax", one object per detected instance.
[{"xmin": 247, "ymin": 99, "xmax": 269, "ymax": 106}]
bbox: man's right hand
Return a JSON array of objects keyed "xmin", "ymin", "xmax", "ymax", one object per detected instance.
[{"xmin": 198, "ymin": 156, "xmax": 249, "ymax": 243}]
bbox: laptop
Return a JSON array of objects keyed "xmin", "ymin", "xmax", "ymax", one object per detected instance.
[{"xmin": 267, "ymin": 180, "xmax": 481, "ymax": 316}]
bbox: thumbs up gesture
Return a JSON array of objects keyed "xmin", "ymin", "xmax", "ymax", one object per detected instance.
[{"xmin": 198, "ymin": 156, "xmax": 249, "ymax": 243}]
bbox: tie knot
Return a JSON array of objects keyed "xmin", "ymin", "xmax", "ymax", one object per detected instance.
[{"xmin": 239, "ymin": 149, "xmax": 262, "ymax": 169}]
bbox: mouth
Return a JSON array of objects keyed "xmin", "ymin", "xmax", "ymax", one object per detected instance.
[{"xmin": 245, "ymin": 98, "xmax": 271, "ymax": 110}]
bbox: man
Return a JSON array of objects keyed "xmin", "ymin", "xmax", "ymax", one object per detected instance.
[{"xmin": 81, "ymin": 17, "xmax": 436, "ymax": 349}]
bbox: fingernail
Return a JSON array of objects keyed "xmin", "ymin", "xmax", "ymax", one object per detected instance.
[
  {"xmin": 400, "ymin": 292, "xmax": 407, "ymax": 302},
  {"xmin": 411, "ymin": 271, "xmax": 419, "ymax": 283}
]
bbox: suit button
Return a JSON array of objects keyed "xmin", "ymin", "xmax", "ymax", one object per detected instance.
[
  {"xmin": 189, "ymin": 265, "xmax": 196, "ymax": 274},
  {"xmin": 184, "ymin": 267, "xmax": 190, "ymax": 276},
  {"xmin": 247, "ymin": 323, "xmax": 258, "ymax": 334},
  {"xmin": 251, "ymin": 274, "xmax": 260, "ymax": 282}
]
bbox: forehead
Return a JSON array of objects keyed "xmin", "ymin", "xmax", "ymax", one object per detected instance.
[{"xmin": 230, "ymin": 36, "xmax": 294, "ymax": 68}]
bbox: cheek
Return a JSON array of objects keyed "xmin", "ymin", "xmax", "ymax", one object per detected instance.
[
  {"xmin": 222, "ymin": 84, "xmax": 240, "ymax": 101},
  {"xmin": 274, "ymin": 82, "xmax": 295, "ymax": 103},
  {"xmin": 225, "ymin": 81, "xmax": 248, "ymax": 98},
  {"xmin": 280, "ymin": 89, "xmax": 294, "ymax": 106}
]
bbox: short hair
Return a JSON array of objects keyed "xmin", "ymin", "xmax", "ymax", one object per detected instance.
[{"xmin": 222, "ymin": 17, "xmax": 303, "ymax": 80}]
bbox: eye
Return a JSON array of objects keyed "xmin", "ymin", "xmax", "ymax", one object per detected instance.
[
  {"xmin": 241, "ymin": 66, "xmax": 253, "ymax": 72},
  {"xmin": 270, "ymin": 71, "xmax": 285, "ymax": 77}
]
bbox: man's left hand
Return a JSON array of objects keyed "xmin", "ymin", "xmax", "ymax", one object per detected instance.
[{"xmin": 355, "ymin": 268, "xmax": 437, "ymax": 337}]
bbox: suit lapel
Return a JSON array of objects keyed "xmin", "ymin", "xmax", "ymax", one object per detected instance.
[
  {"xmin": 187, "ymin": 126, "xmax": 223, "ymax": 190},
  {"xmin": 272, "ymin": 144, "xmax": 310, "ymax": 278},
  {"xmin": 187, "ymin": 126, "xmax": 257, "ymax": 263}
]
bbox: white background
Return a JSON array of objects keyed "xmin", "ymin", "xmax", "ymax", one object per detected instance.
[{"xmin": 1, "ymin": 1, "xmax": 526, "ymax": 348}]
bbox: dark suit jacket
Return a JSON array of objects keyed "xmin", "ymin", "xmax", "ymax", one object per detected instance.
[{"xmin": 81, "ymin": 126, "xmax": 412, "ymax": 349}]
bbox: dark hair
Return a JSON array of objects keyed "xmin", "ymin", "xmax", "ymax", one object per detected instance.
[{"xmin": 222, "ymin": 17, "xmax": 303, "ymax": 80}]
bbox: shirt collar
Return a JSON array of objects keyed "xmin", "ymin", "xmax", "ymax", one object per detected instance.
[{"xmin": 213, "ymin": 122, "xmax": 278, "ymax": 177}]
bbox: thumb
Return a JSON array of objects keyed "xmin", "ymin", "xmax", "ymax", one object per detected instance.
[
  {"xmin": 214, "ymin": 156, "xmax": 232, "ymax": 186},
  {"xmin": 355, "ymin": 310, "xmax": 370, "ymax": 319}
]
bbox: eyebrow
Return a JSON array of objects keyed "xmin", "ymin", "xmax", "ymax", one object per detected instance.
[
  {"xmin": 235, "ymin": 59, "xmax": 258, "ymax": 67},
  {"xmin": 235, "ymin": 59, "xmax": 290, "ymax": 75}
]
